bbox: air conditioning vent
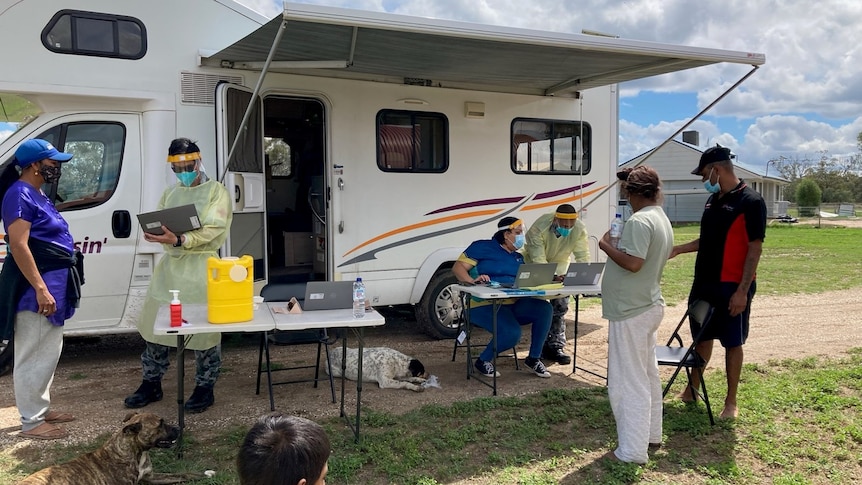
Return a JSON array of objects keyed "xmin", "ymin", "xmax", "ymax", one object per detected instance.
[
  {"xmin": 403, "ymin": 77, "xmax": 432, "ymax": 86},
  {"xmin": 180, "ymin": 72, "xmax": 244, "ymax": 105}
]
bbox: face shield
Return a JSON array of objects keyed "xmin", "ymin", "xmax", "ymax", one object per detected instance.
[{"xmin": 166, "ymin": 152, "xmax": 207, "ymax": 187}]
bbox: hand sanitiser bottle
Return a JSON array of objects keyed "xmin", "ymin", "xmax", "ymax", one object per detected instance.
[{"xmin": 169, "ymin": 289, "xmax": 182, "ymax": 327}]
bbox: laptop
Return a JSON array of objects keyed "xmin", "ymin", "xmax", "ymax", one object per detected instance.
[
  {"xmin": 137, "ymin": 204, "xmax": 201, "ymax": 235},
  {"xmin": 303, "ymin": 281, "xmax": 354, "ymax": 311},
  {"xmin": 563, "ymin": 262, "xmax": 605, "ymax": 286},
  {"xmin": 501, "ymin": 263, "xmax": 557, "ymax": 289}
]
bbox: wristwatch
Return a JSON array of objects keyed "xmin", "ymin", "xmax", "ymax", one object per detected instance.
[{"xmin": 173, "ymin": 235, "xmax": 183, "ymax": 247}]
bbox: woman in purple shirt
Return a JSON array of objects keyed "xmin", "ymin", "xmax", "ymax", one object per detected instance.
[{"xmin": 0, "ymin": 138, "xmax": 80, "ymax": 440}]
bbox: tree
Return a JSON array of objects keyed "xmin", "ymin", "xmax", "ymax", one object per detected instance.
[{"xmin": 795, "ymin": 178, "xmax": 822, "ymax": 216}]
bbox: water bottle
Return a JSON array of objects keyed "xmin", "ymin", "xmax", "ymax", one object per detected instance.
[
  {"xmin": 352, "ymin": 277, "xmax": 366, "ymax": 318},
  {"xmin": 609, "ymin": 213, "xmax": 624, "ymax": 249}
]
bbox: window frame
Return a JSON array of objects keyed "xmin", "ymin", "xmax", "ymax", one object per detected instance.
[
  {"xmin": 376, "ymin": 109, "xmax": 449, "ymax": 173},
  {"xmin": 41, "ymin": 9, "xmax": 147, "ymax": 60},
  {"xmin": 510, "ymin": 118, "xmax": 592, "ymax": 175}
]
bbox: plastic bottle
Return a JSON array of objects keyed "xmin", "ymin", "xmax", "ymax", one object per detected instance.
[
  {"xmin": 609, "ymin": 213, "xmax": 624, "ymax": 249},
  {"xmin": 353, "ymin": 277, "xmax": 366, "ymax": 318},
  {"xmin": 169, "ymin": 289, "xmax": 182, "ymax": 327}
]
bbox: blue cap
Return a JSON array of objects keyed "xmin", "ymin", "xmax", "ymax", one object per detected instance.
[{"xmin": 14, "ymin": 139, "xmax": 73, "ymax": 168}]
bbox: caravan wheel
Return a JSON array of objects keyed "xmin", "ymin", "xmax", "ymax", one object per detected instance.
[
  {"xmin": 0, "ymin": 338, "xmax": 13, "ymax": 377},
  {"xmin": 415, "ymin": 268, "xmax": 461, "ymax": 340}
]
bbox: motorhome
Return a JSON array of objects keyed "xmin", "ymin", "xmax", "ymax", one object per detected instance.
[{"xmin": 0, "ymin": 0, "xmax": 764, "ymax": 372}]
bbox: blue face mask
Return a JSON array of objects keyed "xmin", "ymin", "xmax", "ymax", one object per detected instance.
[
  {"xmin": 513, "ymin": 234, "xmax": 525, "ymax": 250},
  {"xmin": 556, "ymin": 226, "xmax": 572, "ymax": 238},
  {"xmin": 703, "ymin": 168, "xmax": 721, "ymax": 193},
  {"xmin": 176, "ymin": 171, "xmax": 198, "ymax": 187}
]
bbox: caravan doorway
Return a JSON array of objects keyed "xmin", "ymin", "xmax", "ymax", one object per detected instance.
[{"xmin": 263, "ymin": 96, "xmax": 327, "ymax": 284}]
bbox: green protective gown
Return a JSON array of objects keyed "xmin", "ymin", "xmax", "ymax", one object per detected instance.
[
  {"xmin": 137, "ymin": 178, "xmax": 233, "ymax": 350},
  {"xmin": 524, "ymin": 212, "xmax": 591, "ymax": 274}
]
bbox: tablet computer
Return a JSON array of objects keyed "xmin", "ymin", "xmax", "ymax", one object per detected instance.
[{"xmin": 137, "ymin": 204, "xmax": 201, "ymax": 235}]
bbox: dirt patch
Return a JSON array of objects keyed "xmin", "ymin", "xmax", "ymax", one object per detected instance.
[{"xmin": 2, "ymin": 288, "xmax": 861, "ymax": 448}]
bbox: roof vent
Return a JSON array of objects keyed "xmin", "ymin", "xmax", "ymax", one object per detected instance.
[
  {"xmin": 181, "ymin": 72, "xmax": 244, "ymax": 105},
  {"xmin": 682, "ymin": 130, "xmax": 699, "ymax": 146}
]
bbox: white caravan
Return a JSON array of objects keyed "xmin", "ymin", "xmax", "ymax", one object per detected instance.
[{"xmin": 0, "ymin": 0, "xmax": 764, "ymax": 371}]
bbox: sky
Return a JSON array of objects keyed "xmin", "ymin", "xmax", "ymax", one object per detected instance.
[
  {"xmin": 233, "ymin": 0, "xmax": 862, "ymax": 170},
  {"xmin": 2, "ymin": 0, "xmax": 860, "ymax": 171}
]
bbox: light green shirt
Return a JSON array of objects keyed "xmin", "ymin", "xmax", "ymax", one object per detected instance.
[
  {"xmin": 524, "ymin": 212, "xmax": 590, "ymax": 275},
  {"xmin": 601, "ymin": 205, "xmax": 673, "ymax": 321}
]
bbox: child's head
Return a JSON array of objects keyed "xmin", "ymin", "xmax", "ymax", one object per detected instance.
[{"xmin": 238, "ymin": 413, "xmax": 331, "ymax": 485}]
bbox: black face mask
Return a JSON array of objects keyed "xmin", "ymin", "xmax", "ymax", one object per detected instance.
[{"xmin": 38, "ymin": 164, "xmax": 62, "ymax": 184}]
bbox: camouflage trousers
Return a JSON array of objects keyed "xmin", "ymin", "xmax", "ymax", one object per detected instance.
[
  {"xmin": 141, "ymin": 341, "xmax": 221, "ymax": 388},
  {"xmin": 545, "ymin": 296, "xmax": 570, "ymax": 350}
]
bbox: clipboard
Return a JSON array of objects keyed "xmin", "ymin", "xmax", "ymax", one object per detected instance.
[{"xmin": 137, "ymin": 204, "xmax": 201, "ymax": 235}]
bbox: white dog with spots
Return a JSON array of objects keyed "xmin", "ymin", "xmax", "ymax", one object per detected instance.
[{"xmin": 327, "ymin": 347, "xmax": 428, "ymax": 392}]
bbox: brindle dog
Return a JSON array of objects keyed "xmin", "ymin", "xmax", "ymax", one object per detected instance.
[{"xmin": 20, "ymin": 412, "xmax": 206, "ymax": 485}]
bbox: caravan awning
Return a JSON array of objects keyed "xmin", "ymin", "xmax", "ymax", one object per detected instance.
[{"xmin": 202, "ymin": 3, "xmax": 765, "ymax": 97}]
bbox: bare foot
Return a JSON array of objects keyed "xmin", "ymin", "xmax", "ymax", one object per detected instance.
[
  {"xmin": 677, "ymin": 388, "xmax": 697, "ymax": 403},
  {"xmin": 719, "ymin": 403, "xmax": 738, "ymax": 419}
]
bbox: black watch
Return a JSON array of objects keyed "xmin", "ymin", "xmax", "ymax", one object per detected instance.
[{"xmin": 173, "ymin": 235, "xmax": 182, "ymax": 247}]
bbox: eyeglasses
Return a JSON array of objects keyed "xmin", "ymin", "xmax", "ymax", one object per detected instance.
[{"xmin": 171, "ymin": 163, "xmax": 197, "ymax": 174}]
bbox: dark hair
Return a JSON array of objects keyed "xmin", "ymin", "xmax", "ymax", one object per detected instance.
[
  {"xmin": 237, "ymin": 413, "xmax": 330, "ymax": 485},
  {"xmin": 617, "ymin": 166, "xmax": 662, "ymax": 201},
  {"xmin": 492, "ymin": 216, "xmax": 520, "ymax": 244},
  {"xmin": 168, "ymin": 137, "xmax": 201, "ymax": 156},
  {"xmin": 555, "ymin": 204, "xmax": 576, "ymax": 215},
  {"xmin": 0, "ymin": 163, "xmax": 21, "ymax": 209}
]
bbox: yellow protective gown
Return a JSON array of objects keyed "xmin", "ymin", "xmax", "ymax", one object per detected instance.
[
  {"xmin": 524, "ymin": 212, "xmax": 590, "ymax": 274},
  {"xmin": 137, "ymin": 179, "xmax": 232, "ymax": 350}
]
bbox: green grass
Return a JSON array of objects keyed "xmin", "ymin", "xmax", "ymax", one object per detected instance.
[
  {"xmin": 661, "ymin": 224, "xmax": 862, "ymax": 302},
  {"xmin": 7, "ymin": 353, "xmax": 862, "ymax": 484},
  {"xmin": 4, "ymin": 224, "xmax": 861, "ymax": 484}
]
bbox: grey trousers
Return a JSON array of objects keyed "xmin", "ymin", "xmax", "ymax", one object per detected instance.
[
  {"xmin": 14, "ymin": 311, "xmax": 64, "ymax": 432},
  {"xmin": 545, "ymin": 296, "xmax": 570, "ymax": 350},
  {"xmin": 141, "ymin": 341, "xmax": 221, "ymax": 388}
]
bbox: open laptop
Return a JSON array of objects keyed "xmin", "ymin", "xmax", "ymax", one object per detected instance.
[
  {"xmin": 563, "ymin": 262, "xmax": 605, "ymax": 286},
  {"xmin": 137, "ymin": 204, "xmax": 201, "ymax": 235},
  {"xmin": 303, "ymin": 281, "xmax": 354, "ymax": 311},
  {"xmin": 500, "ymin": 263, "xmax": 557, "ymax": 289}
]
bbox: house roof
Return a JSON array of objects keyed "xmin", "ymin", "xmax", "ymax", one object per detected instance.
[{"xmin": 202, "ymin": 3, "xmax": 765, "ymax": 97}]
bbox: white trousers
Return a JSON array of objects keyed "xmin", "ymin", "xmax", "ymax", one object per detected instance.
[
  {"xmin": 14, "ymin": 311, "xmax": 64, "ymax": 431},
  {"xmin": 607, "ymin": 304, "xmax": 664, "ymax": 464}
]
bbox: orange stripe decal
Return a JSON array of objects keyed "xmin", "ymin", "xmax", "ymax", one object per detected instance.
[{"xmin": 522, "ymin": 186, "xmax": 605, "ymax": 211}]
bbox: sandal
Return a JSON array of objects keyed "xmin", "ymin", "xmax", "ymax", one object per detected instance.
[
  {"xmin": 20, "ymin": 422, "xmax": 67, "ymax": 440},
  {"xmin": 45, "ymin": 411, "xmax": 75, "ymax": 423}
]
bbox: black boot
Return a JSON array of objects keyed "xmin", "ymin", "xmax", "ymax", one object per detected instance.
[
  {"xmin": 184, "ymin": 385, "xmax": 214, "ymax": 413},
  {"xmin": 542, "ymin": 347, "xmax": 572, "ymax": 365},
  {"xmin": 124, "ymin": 380, "xmax": 163, "ymax": 408}
]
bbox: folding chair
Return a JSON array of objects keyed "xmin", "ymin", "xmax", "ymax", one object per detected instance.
[
  {"xmin": 256, "ymin": 283, "xmax": 336, "ymax": 411},
  {"xmin": 655, "ymin": 299, "xmax": 716, "ymax": 425},
  {"xmin": 451, "ymin": 291, "xmax": 520, "ymax": 377}
]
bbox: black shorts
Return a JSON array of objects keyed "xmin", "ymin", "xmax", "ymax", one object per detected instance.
[{"xmin": 690, "ymin": 281, "xmax": 755, "ymax": 348}]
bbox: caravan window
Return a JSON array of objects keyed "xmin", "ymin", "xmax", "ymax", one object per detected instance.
[
  {"xmin": 377, "ymin": 110, "xmax": 448, "ymax": 173},
  {"xmin": 511, "ymin": 119, "xmax": 591, "ymax": 175},
  {"xmin": 33, "ymin": 123, "xmax": 126, "ymax": 211},
  {"xmin": 41, "ymin": 10, "xmax": 147, "ymax": 60}
]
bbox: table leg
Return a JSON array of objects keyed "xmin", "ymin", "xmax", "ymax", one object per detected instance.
[
  {"xmin": 176, "ymin": 335, "xmax": 186, "ymax": 456},
  {"xmin": 492, "ymin": 301, "xmax": 498, "ymax": 396},
  {"xmin": 571, "ymin": 295, "xmax": 607, "ymax": 381},
  {"xmin": 355, "ymin": 327, "xmax": 364, "ymax": 442},
  {"xmin": 339, "ymin": 328, "xmax": 363, "ymax": 443}
]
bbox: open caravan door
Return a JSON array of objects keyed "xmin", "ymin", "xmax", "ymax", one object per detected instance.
[{"xmin": 215, "ymin": 83, "xmax": 268, "ymax": 284}]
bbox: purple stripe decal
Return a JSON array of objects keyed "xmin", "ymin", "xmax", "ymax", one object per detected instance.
[
  {"xmin": 425, "ymin": 196, "xmax": 525, "ymax": 215},
  {"xmin": 533, "ymin": 181, "xmax": 596, "ymax": 200}
]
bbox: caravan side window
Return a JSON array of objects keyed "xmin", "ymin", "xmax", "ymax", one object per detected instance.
[
  {"xmin": 376, "ymin": 110, "xmax": 448, "ymax": 173},
  {"xmin": 35, "ymin": 122, "xmax": 126, "ymax": 211},
  {"xmin": 41, "ymin": 10, "xmax": 147, "ymax": 60},
  {"xmin": 511, "ymin": 118, "xmax": 591, "ymax": 175}
]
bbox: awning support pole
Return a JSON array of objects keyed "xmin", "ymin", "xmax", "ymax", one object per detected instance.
[
  {"xmin": 219, "ymin": 17, "xmax": 288, "ymax": 182},
  {"xmin": 580, "ymin": 64, "xmax": 760, "ymax": 211}
]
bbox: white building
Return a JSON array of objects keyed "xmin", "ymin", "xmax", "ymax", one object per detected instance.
[{"xmin": 620, "ymin": 139, "xmax": 790, "ymax": 223}]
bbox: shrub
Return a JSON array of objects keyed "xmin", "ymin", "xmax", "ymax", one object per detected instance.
[{"xmin": 796, "ymin": 178, "xmax": 822, "ymax": 216}]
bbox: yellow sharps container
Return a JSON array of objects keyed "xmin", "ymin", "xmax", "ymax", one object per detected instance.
[{"xmin": 207, "ymin": 255, "xmax": 253, "ymax": 323}]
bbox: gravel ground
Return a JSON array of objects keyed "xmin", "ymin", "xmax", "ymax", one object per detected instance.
[{"xmin": 2, "ymin": 286, "xmax": 861, "ymax": 451}]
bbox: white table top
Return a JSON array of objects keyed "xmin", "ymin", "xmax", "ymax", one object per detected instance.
[
  {"xmin": 154, "ymin": 303, "xmax": 385, "ymax": 335},
  {"xmin": 268, "ymin": 303, "xmax": 385, "ymax": 330},
  {"xmin": 455, "ymin": 283, "xmax": 602, "ymax": 300}
]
